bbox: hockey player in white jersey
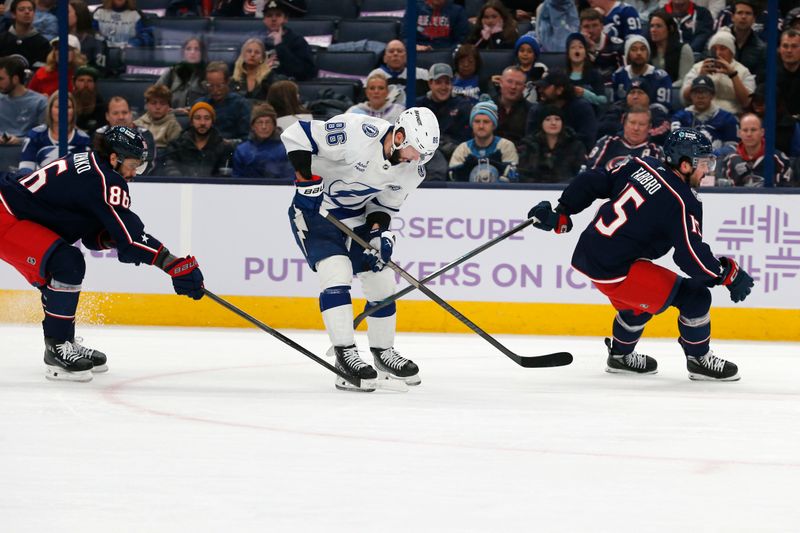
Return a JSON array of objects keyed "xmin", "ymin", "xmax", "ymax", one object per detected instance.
[{"xmin": 282, "ymin": 108, "xmax": 440, "ymax": 392}]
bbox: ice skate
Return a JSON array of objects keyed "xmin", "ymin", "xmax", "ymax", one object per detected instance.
[
  {"xmin": 44, "ymin": 337, "xmax": 93, "ymax": 382},
  {"xmin": 371, "ymin": 347, "xmax": 421, "ymax": 386},
  {"xmin": 687, "ymin": 351, "xmax": 740, "ymax": 381},
  {"xmin": 72, "ymin": 337, "xmax": 108, "ymax": 372},
  {"xmin": 604, "ymin": 338, "xmax": 658, "ymax": 375},
  {"xmin": 332, "ymin": 345, "xmax": 377, "ymax": 392}
]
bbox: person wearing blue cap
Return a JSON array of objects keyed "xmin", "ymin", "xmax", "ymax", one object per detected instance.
[
  {"xmin": 449, "ymin": 99, "xmax": 519, "ymax": 182},
  {"xmin": 497, "ymin": 33, "xmax": 548, "ymax": 103},
  {"xmin": 670, "ymin": 75, "xmax": 738, "ymax": 151}
]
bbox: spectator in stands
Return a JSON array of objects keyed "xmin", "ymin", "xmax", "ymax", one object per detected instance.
[
  {"xmin": 69, "ymin": 0, "xmax": 111, "ymax": 77},
  {"xmin": 531, "ymin": 70, "xmax": 599, "ymax": 150},
  {"xmin": 134, "ymin": 84, "xmax": 182, "ymax": 149},
  {"xmin": 267, "ymin": 79, "xmax": 311, "ymax": 131},
  {"xmin": 681, "ymin": 29, "xmax": 756, "ymax": 115},
  {"xmin": 517, "ymin": 104, "xmax": 586, "ymax": 183},
  {"xmin": 626, "ymin": 0, "xmax": 662, "ymax": 20},
  {"xmin": 584, "ymin": 106, "xmax": 664, "ymax": 172},
  {"xmin": 162, "ymin": 101, "xmax": 234, "ymax": 178},
  {"xmin": 505, "ymin": 33, "xmax": 548, "ymax": 104},
  {"xmin": 346, "ymin": 71, "xmax": 405, "ymax": 123},
  {"xmin": 260, "ymin": 0, "xmax": 316, "ymax": 81},
  {"xmin": 647, "ymin": 9, "xmax": 694, "ymax": 87},
  {"xmin": 491, "ymin": 66, "xmax": 530, "ymax": 144},
  {"xmin": 0, "ymin": 0, "xmax": 51, "ymax": 68},
  {"xmin": 786, "ymin": 7, "xmax": 800, "ymax": 31},
  {"xmin": 598, "ymin": 78, "xmax": 671, "ymax": 143},
  {"xmin": 0, "ymin": 55, "xmax": 46, "ymax": 145},
  {"xmin": 726, "ymin": 0, "xmax": 765, "ymax": 77},
  {"xmin": 451, "ymin": 44, "xmax": 481, "ymax": 100},
  {"xmin": 777, "ymin": 29, "xmax": 800, "ymax": 117},
  {"xmin": 713, "ymin": 1, "xmax": 771, "ymax": 42},
  {"xmin": 565, "ymin": 32, "xmax": 607, "ymax": 108},
  {"xmin": 92, "ymin": 0, "xmax": 154, "ymax": 49},
  {"xmin": 579, "ymin": 8, "xmax": 623, "ymax": 83},
  {"xmin": 373, "ymin": 39, "xmax": 429, "ymax": 105},
  {"xmin": 670, "ymin": 75, "xmax": 738, "ymax": 151},
  {"xmin": 587, "ymin": 0, "xmax": 642, "ymax": 40},
  {"xmin": 72, "ymin": 65, "xmax": 104, "ymax": 137},
  {"xmin": 212, "ymin": 0, "xmax": 268, "ymax": 17},
  {"xmin": 409, "ymin": 0, "xmax": 468, "ymax": 52},
  {"xmin": 28, "ymin": 35, "xmax": 87, "ymax": 97},
  {"xmin": 157, "ymin": 37, "xmax": 207, "ymax": 113},
  {"xmin": 449, "ymin": 100, "xmax": 518, "ymax": 182},
  {"xmin": 716, "ymin": 113, "xmax": 795, "ymax": 186},
  {"xmin": 18, "ymin": 91, "xmax": 91, "ymax": 172},
  {"xmin": 663, "ymin": 0, "xmax": 714, "ymax": 56},
  {"xmin": 231, "ymin": 38, "xmax": 282, "ymax": 102},
  {"xmin": 745, "ymin": 84, "xmax": 798, "ymax": 155},
  {"xmin": 612, "ymin": 35, "xmax": 673, "ymax": 113},
  {"xmin": 536, "ymin": 0, "xmax": 580, "ymax": 52},
  {"xmin": 200, "ymin": 61, "xmax": 251, "ymax": 143},
  {"xmin": 32, "ymin": 0, "xmax": 56, "ymax": 41},
  {"xmin": 94, "ymin": 95, "xmax": 157, "ymax": 174},
  {"xmin": 465, "ymin": 0, "xmax": 518, "ymax": 50},
  {"xmin": 696, "ymin": 0, "xmax": 725, "ymax": 20},
  {"xmin": 232, "ymin": 103, "xmax": 293, "ymax": 179}
]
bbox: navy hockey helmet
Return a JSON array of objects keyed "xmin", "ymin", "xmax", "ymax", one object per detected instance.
[
  {"xmin": 663, "ymin": 127, "xmax": 714, "ymax": 171},
  {"xmin": 103, "ymin": 125, "xmax": 147, "ymax": 162}
]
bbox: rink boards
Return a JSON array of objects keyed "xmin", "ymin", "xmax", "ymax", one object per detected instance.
[{"xmin": 1, "ymin": 183, "xmax": 798, "ymax": 340}]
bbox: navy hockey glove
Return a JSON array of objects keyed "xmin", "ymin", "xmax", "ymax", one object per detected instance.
[
  {"xmin": 528, "ymin": 201, "xmax": 572, "ymax": 234},
  {"xmin": 165, "ymin": 256, "xmax": 204, "ymax": 300},
  {"xmin": 294, "ymin": 175, "xmax": 324, "ymax": 212},
  {"xmin": 364, "ymin": 229, "xmax": 395, "ymax": 272},
  {"xmin": 719, "ymin": 257, "xmax": 753, "ymax": 303}
]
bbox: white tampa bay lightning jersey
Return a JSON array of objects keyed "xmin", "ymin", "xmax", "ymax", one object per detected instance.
[{"xmin": 281, "ymin": 113, "xmax": 427, "ymax": 228}]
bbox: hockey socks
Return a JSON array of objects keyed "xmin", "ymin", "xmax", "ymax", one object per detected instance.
[
  {"xmin": 672, "ymin": 279, "xmax": 712, "ymax": 357},
  {"xmin": 611, "ymin": 310, "xmax": 651, "ymax": 355},
  {"xmin": 41, "ymin": 244, "xmax": 85, "ymax": 342}
]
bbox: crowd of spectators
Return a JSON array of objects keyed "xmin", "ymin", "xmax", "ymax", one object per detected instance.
[{"xmin": 0, "ymin": 0, "xmax": 797, "ymax": 185}]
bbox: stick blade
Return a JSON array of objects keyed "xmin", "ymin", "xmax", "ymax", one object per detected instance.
[{"xmin": 515, "ymin": 352, "xmax": 574, "ymax": 368}]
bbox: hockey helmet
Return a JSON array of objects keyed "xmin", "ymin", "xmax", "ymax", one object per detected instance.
[
  {"xmin": 104, "ymin": 125, "xmax": 147, "ymax": 162},
  {"xmin": 392, "ymin": 107, "xmax": 440, "ymax": 164},
  {"xmin": 663, "ymin": 127, "xmax": 715, "ymax": 172}
]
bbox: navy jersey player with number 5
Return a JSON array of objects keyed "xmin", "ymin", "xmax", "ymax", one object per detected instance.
[
  {"xmin": 0, "ymin": 126, "xmax": 205, "ymax": 383},
  {"xmin": 528, "ymin": 128, "xmax": 754, "ymax": 381}
]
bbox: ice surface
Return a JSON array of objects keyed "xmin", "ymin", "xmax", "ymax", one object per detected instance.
[{"xmin": 1, "ymin": 324, "xmax": 798, "ymax": 532}]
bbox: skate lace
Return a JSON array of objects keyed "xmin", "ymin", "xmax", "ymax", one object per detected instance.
[
  {"xmin": 624, "ymin": 352, "xmax": 647, "ymax": 370},
  {"xmin": 72, "ymin": 337, "xmax": 94, "ymax": 357},
  {"xmin": 342, "ymin": 348, "xmax": 368, "ymax": 371},
  {"xmin": 379, "ymin": 348, "xmax": 408, "ymax": 370},
  {"xmin": 56, "ymin": 342, "xmax": 83, "ymax": 363},
  {"xmin": 700, "ymin": 352, "xmax": 726, "ymax": 372}
]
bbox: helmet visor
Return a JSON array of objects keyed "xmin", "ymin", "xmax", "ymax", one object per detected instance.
[{"xmin": 694, "ymin": 155, "xmax": 716, "ymax": 173}]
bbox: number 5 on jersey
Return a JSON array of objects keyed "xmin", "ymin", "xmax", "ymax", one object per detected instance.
[{"xmin": 595, "ymin": 186, "xmax": 645, "ymax": 236}]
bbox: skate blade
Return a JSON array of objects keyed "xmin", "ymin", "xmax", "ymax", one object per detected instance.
[
  {"xmin": 45, "ymin": 366, "xmax": 93, "ymax": 383},
  {"xmin": 91, "ymin": 364, "xmax": 108, "ymax": 373},
  {"xmin": 375, "ymin": 376, "xmax": 409, "ymax": 392},
  {"xmin": 605, "ymin": 366, "xmax": 658, "ymax": 375},
  {"xmin": 335, "ymin": 377, "xmax": 377, "ymax": 393},
  {"xmin": 377, "ymin": 369, "xmax": 420, "ymax": 387},
  {"xmin": 688, "ymin": 372, "xmax": 740, "ymax": 381}
]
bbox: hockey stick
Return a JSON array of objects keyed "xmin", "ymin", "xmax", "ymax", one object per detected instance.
[
  {"xmin": 202, "ymin": 289, "xmax": 362, "ymax": 387},
  {"xmin": 353, "ymin": 217, "xmax": 536, "ymax": 328},
  {"xmin": 322, "ymin": 212, "xmax": 572, "ymax": 368}
]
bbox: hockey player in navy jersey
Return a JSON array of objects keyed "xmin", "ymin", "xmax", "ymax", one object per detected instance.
[
  {"xmin": 528, "ymin": 128, "xmax": 754, "ymax": 381},
  {"xmin": 282, "ymin": 108, "xmax": 440, "ymax": 392},
  {"xmin": 0, "ymin": 126, "xmax": 205, "ymax": 382}
]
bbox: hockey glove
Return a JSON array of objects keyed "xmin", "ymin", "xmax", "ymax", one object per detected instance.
[
  {"xmin": 528, "ymin": 201, "xmax": 573, "ymax": 234},
  {"xmin": 364, "ymin": 229, "xmax": 395, "ymax": 272},
  {"xmin": 293, "ymin": 175, "xmax": 324, "ymax": 212},
  {"xmin": 165, "ymin": 256, "xmax": 204, "ymax": 300},
  {"xmin": 719, "ymin": 257, "xmax": 753, "ymax": 303}
]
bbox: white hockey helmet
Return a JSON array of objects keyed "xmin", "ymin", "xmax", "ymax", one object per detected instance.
[{"xmin": 392, "ymin": 107, "xmax": 440, "ymax": 164}]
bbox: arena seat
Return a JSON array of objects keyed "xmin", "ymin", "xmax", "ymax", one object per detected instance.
[
  {"xmin": 416, "ymin": 48, "xmax": 455, "ymax": 70},
  {"xmin": 314, "ymin": 51, "xmax": 378, "ymax": 80},
  {"xmin": 463, "ymin": 0, "xmax": 483, "ymax": 18},
  {"xmin": 207, "ymin": 47, "xmax": 239, "ymax": 66},
  {"xmin": 477, "ymin": 49, "xmax": 515, "ymax": 86},
  {"xmin": 96, "ymin": 79, "xmax": 154, "ymax": 115},
  {"xmin": 359, "ymin": 0, "xmax": 405, "ymax": 17},
  {"xmin": 305, "ymin": 0, "xmax": 357, "ymax": 18},
  {"xmin": 297, "ymin": 78, "xmax": 362, "ymax": 105},
  {"xmin": 149, "ymin": 17, "xmax": 212, "ymax": 46},
  {"xmin": 285, "ymin": 18, "xmax": 338, "ymax": 48},
  {"xmin": 335, "ymin": 19, "xmax": 399, "ymax": 44},
  {"xmin": 209, "ymin": 18, "xmax": 265, "ymax": 47},
  {"xmin": 538, "ymin": 52, "xmax": 565, "ymax": 71},
  {"xmin": 0, "ymin": 145, "xmax": 23, "ymax": 175}
]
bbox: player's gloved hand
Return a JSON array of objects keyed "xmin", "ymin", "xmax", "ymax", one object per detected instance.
[
  {"xmin": 293, "ymin": 175, "xmax": 324, "ymax": 212},
  {"xmin": 528, "ymin": 201, "xmax": 573, "ymax": 234},
  {"xmin": 165, "ymin": 256, "xmax": 204, "ymax": 300},
  {"xmin": 719, "ymin": 256, "xmax": 753, "ymax": 303},
  {"xmin": 364, "ymin": 228, "xmax": 395, "ymax": 272}
]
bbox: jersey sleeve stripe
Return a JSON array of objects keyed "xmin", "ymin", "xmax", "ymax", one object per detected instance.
[
  {"xmin": 0, "ymin": 191, "xmax": 16, "ymax": 217},
  {"xmin": 298, "ymin": 121, "xmax": 319, "ymax": 155},
  {"xmin": 637, "ymin": 158, "xmax": 719, "ymax": 278}
]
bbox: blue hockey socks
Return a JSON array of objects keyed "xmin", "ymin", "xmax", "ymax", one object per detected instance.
[
  {"xmin": 41, "ymin": 244, "xmax": 85, "ymax": 342},
  {"xmin": 611, "ymin": 310, "xmax": 652, "ymax": 355}
]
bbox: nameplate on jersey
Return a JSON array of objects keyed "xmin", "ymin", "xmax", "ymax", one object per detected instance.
[{"xmin": 630, "ymin": 166, "xmax": 661, "ymax": 195}]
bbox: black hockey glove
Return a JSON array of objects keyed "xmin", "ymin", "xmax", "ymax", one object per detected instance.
[
  {"xmin": 364, "ymin": 229, "xmax": 395, "ymax": 272},
  {"xmin": 294, "ymin": 175, "xmax": 324, "ymax": 212},
  {"xmin": 165, "ymin": 256, "xmax": 204, "ymax": 300},
  {"xmin": 528, "ymin": 201, "xmax": 572, "ymax": 234},
  {"xmin": 718, "ymin": 257, "xmax": 753, "ymax": 303}
]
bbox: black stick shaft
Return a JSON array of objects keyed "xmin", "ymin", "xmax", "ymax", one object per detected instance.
[
  {"xmin": 202, "ymin": 289, "xmax": 360, "ymax": 387},
  {"xmin": 353, "ymin": 218, "xmax": 534, "ymax": 328}
]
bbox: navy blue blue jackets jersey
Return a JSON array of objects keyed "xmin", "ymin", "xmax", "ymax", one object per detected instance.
[
  {"xmin": 583, "ymin": 135, "xmax": 664, "ymax": 172},
  {"xmin": 0, "ymin": 152, "xmax": 164, "ymax": 265},
  {"xmin": 560, "ymin": 156, "xmax": 724, "ymax": 284}
]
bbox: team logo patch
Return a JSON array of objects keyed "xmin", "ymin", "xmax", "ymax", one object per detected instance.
[
  {"xmin": 27, "ymin": 257, "xmax": 36, "ymax": 265},
  {"xmin": 418, "ymin": 166, "xmax": 425, "ymax": 178},
  {"xmin": 362, "ymin": 124, "xmax": 379, "ymax": 138}
]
